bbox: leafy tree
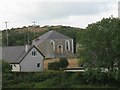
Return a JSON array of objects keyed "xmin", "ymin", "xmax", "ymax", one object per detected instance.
[
  {"xmin": 77, "ymin": 17, "xmax": 120, "ymax": 71},
  {"xmin": 59, "ymin": 57, "xmax": 69, "ymax": 69},
  {"xmin": 2, "ymin": 60, "xmax": 11, "ymax": 73}
]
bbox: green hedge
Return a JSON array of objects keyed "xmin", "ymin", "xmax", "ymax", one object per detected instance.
[
  {"xmin": 48, "ymin": 61, "xmax": 60, "ymax": 70},
  {"xmin": 2, "ymin": 70, "xmax": 120, "ymax": 88}
]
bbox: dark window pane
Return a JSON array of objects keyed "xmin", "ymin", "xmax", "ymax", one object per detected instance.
[{"xmin": 37, "ymin": 63, "xmax": 40, "ymax": 67}]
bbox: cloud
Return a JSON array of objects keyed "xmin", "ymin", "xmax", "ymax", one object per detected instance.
[
  {"xmin": 0, "ymin": 0, "xmax": 118, "ymax": 30},
  {"xmin": 1, "ymin": 2, "xmax": 114, "ymax": 21},
  {"xmin": 23, "ymin": 2, "xmax": 113, "ymax": 21},
  {"xmin": 38, "ymin": 2, "xmax": 118, "ymax": 28}
]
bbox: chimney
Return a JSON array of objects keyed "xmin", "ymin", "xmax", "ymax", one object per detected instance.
[{"xmin": 25, "ymin": 45, "xmax": 29, "ymax": 52}]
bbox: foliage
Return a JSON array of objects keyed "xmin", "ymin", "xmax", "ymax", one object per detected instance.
[
  {"xmin": 59, "ymin": 57, "xmax": 69, "ymax": 69},
  {"xmin": 2, "ymin": 60, "xmax": 11, "ymax": 73},
  {"xmin": 11, "ymin": 83, "xmax": 35, "ymax": 88},
  {"xmin": 48, "ymin": 61, "xmax": 60, "ymax": 70},
  {"xmin": 2, "ymin": 71, "xmax": 120, "ymax": 88},
  {"xmin": 2, "ymin": 29, "xmax": 48, "ymax": 46},
  {"xmin": 77, "ymin": 17, "xmax": 120, "ymax": 70},
  {"xmin": 48, "ymin": 57, "xmax": 69, "ymax": 70}
]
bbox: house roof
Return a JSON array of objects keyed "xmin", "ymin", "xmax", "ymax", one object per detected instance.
[
  {"xmin": 32, "ymin": 30, "xmax": 72, "ymax": 45},
  {"xmin": 2, "ymin": 45, "xmax": 44, "ymax": 64},
  {"xmin": 38, "ymin": 30, "xmax": 72, "ymax": 40}
]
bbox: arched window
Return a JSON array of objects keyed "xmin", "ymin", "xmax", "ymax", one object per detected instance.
[
  {"xmin": 50, "ymin": 40, "xmax": 55, "ymax": 51},
  {"xmin": 65, "ymin": 40, "xmax": 70, "ymax": 51}
]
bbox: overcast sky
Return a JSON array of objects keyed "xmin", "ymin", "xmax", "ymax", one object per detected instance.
[{"xmin": 0, "ymin": 0, "xmax": 119, "ymax": 30}]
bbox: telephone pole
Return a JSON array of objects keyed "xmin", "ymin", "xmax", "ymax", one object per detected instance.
[
  {"xmin": 27, "ymin": 26, "xmax": 30, "ymax": 45},
  {"xmin": 32, "ymin": 21, "xmax": 36, "ymax": 38},
  {"xmin": 5, "ymin": 21, "xmax": 8, "ymax": 46}
]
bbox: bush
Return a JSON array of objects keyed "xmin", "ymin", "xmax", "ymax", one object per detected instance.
[
  {"xmin": 2, "ymin": 60, "xmax": 11, "ymax": 73},
  {"xmin": 48, "ymin": 61, "xmax": 60, "ymax": 70},
  {"xmin": 59, "ymin": 57, "xmax": 69, "ymax": 69},
  {"xmin": 48, "ymin": 57, "xmax": 69, "ymax": 70},
  {"xmin": 11, "ymin": 83, "xmax": 34, "ymax": 88}
]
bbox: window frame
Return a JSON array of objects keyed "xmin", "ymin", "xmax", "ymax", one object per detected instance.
[
  {"xmin": 31, "ymin": 51, "xmax": 37, "ymax": 56},
  {"xmin": 65, "ymin": 40, "xmax": 70, "ymax": 51},
  {"xmin": 50, "ymin": 40, "xmax": 55, "ymax": 51},
  {"xmin": 37, "ymin": 63, "xmax": 40, "ymax": 68}
]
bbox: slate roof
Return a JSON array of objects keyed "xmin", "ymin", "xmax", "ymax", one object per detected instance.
[
  {"xmin": 32, "ymin": 30, "xmax": 72, "ymax": 45},
  {"xmin": 2, "ymin": 45, "xmax": 44, "ymax": 64}
]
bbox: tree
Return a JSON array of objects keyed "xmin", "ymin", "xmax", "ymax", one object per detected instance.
[
  {"xmin": 2, "ymin": 60, "xmax": 11, "ymax": 73},
  {"xmin": 59, "ymin": 57, "xmax": 69, "ymax": 69},
  {"xmin": 77, "ymin": 17, "xmax": 120, "ymax": 71}
]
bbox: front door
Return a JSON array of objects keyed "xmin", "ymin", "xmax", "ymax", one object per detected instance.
[{"xmin": 57, "ymin": 45, "xmax": 63, "ymax": 54}]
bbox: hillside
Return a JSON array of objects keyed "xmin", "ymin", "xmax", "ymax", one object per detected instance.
[
  {"xmin": 7, "ymin": 25, "xmax": 82, "ymax": 33},
  {"xmin": 2, "ymin": 25, "xmax": 83, "ymax": 47}
]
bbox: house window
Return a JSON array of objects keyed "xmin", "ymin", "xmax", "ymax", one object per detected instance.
[
  {"xmin": 32, "ymin": 51, "xmax": 37, "ymax": 56},
  {"xmin": 10, "ymin": 65, "xmax": 13, "ymax": 70},
  {"xmin": 50, "ymin": 40, "xmax": 55, "ymax": 51},
  {"xmin": 37, "ymin": 63, "xmax": 40, "ymax": 68},
  {"xmin": 65, "ymin": 40, "xmax": 70, "ymax": 51}
]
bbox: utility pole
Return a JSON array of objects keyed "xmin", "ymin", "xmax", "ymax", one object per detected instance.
[
  {"xmin": 32, "ymin": 21, "xmax": 36, "ymax": 38},
  {"xmin": 111, "ymin": 15, "xmax": 113, "ymax": 18},
  {"xmin": 27, "ymin": 26, "xmax": 30, "ymax": 45},
  {"xmin": 5, "ymin": 21, "xmax": 8, "ymax": 46}
]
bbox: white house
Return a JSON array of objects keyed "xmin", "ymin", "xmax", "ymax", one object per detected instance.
[{"xmin": 2, "ymin": 45, "xmax": 45, "ymax": 72}]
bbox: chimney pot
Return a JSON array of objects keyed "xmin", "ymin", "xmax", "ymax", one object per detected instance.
[{"xmin": 25, "ymin": 45, "xmax": 29, "ymax": 52}]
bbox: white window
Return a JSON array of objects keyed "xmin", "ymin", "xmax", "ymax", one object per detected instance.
[
  {"xmin": 32, "ymin": 51, "xmax": 37, "ymax": 56},
  {"xmin": 65, "ymin": 40, "xmax": 70, "ymax": 51},
  {"xmin": 37, "ymin": 63, "xmax": 40, "ymax": 68},
  {"xmin": 50, "ymin": 40, "xmax": 55, "ymax": 51}
]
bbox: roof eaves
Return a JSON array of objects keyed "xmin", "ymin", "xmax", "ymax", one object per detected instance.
[
  {"xmin": 18, "ymin": 45, "xmax": 45, "ymax": 64},
  {"xmin": 34, "ymin": 45, "xmax": 45, "ymax": 59},
  {"xmin": 18, "ymin": 45, "xmax": 34, "ymax": 64}
]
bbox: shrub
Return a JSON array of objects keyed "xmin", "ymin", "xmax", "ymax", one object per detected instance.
[
  {"xmin": 12, "ymin": 83, "xmax": 34, "ymax": 88},
  {"xmin": 59, "ymin": 57, "xmax": 69, "ymax": 69},
  {"xmin": 2, "ymin": 60, "xmax": 11, "ymax": 73},
  {"xmin": 48, "ymin": 61, "xmax": 60, "ymax": 70}
]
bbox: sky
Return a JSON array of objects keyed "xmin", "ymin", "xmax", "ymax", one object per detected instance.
[{"xmin": 0, "ymin": 0, "xmax": 119, "ymax": 30}]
